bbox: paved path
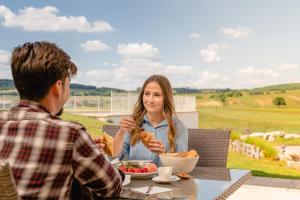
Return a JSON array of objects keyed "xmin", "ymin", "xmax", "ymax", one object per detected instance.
[{"xmin": 228, "ymin": 177, "xmax": 300, "ymax": 200}]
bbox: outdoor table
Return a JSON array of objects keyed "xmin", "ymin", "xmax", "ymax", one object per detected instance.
[{"xmin": 119, "ymin": 167, "xmax": 252, "ymax": 200}]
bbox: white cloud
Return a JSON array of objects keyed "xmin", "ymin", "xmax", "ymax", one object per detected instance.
[
  {"xmin": 75, "ymin": 60, "xmax": 300, "ymax": 90},
  {"xmin": 277, "ymin": 63, "xmax": 299, "ymax": 70},
  {"xmin": 221, "ymin": 26, "xmax": 252, "ymax": 39},
  {"xmin": 189, "ymin": 32, "xmax": 200, "ymax": 39},
  {"xmin": 237, "ymin": 66, "xmax": 279, "ymax": 78},
  {"xmin": 77, "ymin": 58, "xmax": 194, "ymax": 89},
  {"xmin": 0, "ymin": 50, "xmax": 10, "ymax": 67},
  {"xmin": 0, "ymin": 69, "xmax": 12, "ymax": 79},
  {"xmin": 81, "ymin": 40, "xmax": 110, "ymax": 52},
  {"xmin": 118, "ymin": 43, "xmax": 160, "ymax": 60},
  {"xmin": 200, "ymin": 43, "xmax": 222, "ymax": 63},
  {"xmin": 0, "ymin": 5, "xmax": 114, "ymax": 32}
]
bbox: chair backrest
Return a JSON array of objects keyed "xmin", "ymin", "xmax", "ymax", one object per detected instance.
[
  {"xmin": 103, "ymin": 124, "xmax": 120, "ymax": 137},
  {"xmin": 0, "ymin": 162, "xmax": 20, "ymax": 200},
  {"xmin": 188, "ymin": 129, "xmax": 231, "ymax": 167}
]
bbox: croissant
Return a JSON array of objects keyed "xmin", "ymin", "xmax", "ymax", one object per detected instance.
[
  {"xmin": 161, "ymin": 150, "xmax": 199, "ymax": 158},
  {"xmin": 101, "ymin": 132, "xmax": 114, "ymax": 157},
  {"xmin": 140, "ymin": 130, "xmax": 155, "ymax": 148}
]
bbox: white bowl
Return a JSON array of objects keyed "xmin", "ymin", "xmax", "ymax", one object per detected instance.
[{"xmin": 159, "ymin": 155, "xmax": 199, "ymax": 173}]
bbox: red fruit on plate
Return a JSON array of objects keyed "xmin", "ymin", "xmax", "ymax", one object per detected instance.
[
  {"xmin": 148, "ymin": 163, "xmax": 157, "ymax": 172},
  {"xmin": 142, "ymin": 166, "xmax": 150, "ymax": 173},
  {"xmin": 133, "ymin": 168, "xmax": 142, "ymax": 173},
  {"xmin": 143, "ymin": 164, "xmax": 157, "ymax": 172},
  {"xmin": 128, "ymin": 168, "xmax": 135, "ymax": 173},
  {"xmin": 119, "ymin": 166, "xmax": 126, "ymax": 172}
]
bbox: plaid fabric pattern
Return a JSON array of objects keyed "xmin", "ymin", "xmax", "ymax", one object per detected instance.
[{"xmin": 0, "ymin": 100, "xmax": 122, "ymax": 199}]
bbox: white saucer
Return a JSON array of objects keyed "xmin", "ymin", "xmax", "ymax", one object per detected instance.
[{"xmin": 152, "ymin": 175, "xmax": 180, "ymax": 183}]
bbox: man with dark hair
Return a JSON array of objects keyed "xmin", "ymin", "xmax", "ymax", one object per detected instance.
[{"xmin": 0, "ymin": 41, "xmax": 123, "ymax": 199}]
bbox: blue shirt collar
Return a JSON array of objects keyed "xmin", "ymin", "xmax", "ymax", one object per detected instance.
[{"xmin": 143, "ymin": 114, "xmax": 168, "ymax": 127}]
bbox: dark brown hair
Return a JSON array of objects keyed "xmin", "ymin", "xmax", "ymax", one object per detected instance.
[
  {"xmin": 131, "ymin": 74, "xmax": 177, "ymax": 152},
  {"xmin": 11, "ymin": 41, "xmax": 77, "ymax": 101}
]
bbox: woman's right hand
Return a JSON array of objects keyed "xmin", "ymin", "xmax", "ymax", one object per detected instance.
[{"xmin": 119, "ymin": 116, "xmax": 135, "ymax": 134}]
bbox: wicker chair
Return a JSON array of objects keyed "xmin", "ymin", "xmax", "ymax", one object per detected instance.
[
  {"xmin": 0, "ymin": 162, "xmax": 20, "ymax": 200},
  {"xmin": 188, "ymin": 129, "xmax": 230, "ymax": 167},
  {"xmin": 103, "ymin": 124, "xmax": 120, "ymax": 137}
]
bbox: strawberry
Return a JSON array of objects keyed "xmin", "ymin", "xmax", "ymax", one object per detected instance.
[{"xmin": 128, "ymin": 168, "xmax": 135, "ymax": 173}]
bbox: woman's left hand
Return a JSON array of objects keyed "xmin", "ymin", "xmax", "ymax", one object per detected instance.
[{"xmin": 149, "ymin": 139, "xmax": 166, "ymax": 154}]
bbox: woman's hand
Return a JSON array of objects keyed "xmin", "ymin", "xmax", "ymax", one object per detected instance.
[
  {"xmin": 119, "ymin": 117, "xmax": 135, "ymax": 134},
  {"xmin": 149, "ymin": 139, "xmax": 166, "ymax": 154},
  {"xmin": 94, "ymin": 136, "xmax": 105, "ymax": 152}
]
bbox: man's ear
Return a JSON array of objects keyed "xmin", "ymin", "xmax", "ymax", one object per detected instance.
[{"xmin": 52, "ymin": 80, "xmax": 63, "ymax": 97}]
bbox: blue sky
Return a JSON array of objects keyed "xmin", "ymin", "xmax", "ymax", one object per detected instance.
[{"xmin": 0, "ymin": 0, "xmax": 300, "ymax": 90}]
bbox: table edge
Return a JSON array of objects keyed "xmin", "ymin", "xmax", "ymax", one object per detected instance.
[{"xmin": 215, "ymin": 170, "xmax": 252, "ymax": 200}]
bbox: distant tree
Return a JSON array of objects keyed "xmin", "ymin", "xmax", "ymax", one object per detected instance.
[
  {"xmin": 249, "ymin": 91, "xmax": 264, "ymax": 95},
  {"xmin": 274, "ymin": 90, "xmax": 286, "ymax": 94},
  {"xmin": 272, "ymin": 97, "xmax": 287, "ymax": 108},
  {"xmin": 218, "ymin": 93, "xmax": 227, "ymax": 103}
]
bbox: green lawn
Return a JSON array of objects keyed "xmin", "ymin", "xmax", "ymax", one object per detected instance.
[
  {"xmin": 228, "ymin": 151, "xmax": 300, "ymax": 179},
  {"xmin": 61, "ymin": 112, "xmax": 105, "ymax": 137},
  {"xmin": 198, "ymin": 106, "xmax": 300, "ymax": 135}
]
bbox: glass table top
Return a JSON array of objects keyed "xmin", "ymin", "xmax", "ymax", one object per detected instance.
[{"xmin": 120, "ymin": 167, "xmax": 251, "ymax": 200}]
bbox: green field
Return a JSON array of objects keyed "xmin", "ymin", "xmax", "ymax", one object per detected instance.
[
  {"xmin": 197, "ymin": 89, "xmax": 300, "ymax": 135},
  {"xmin": 61, "ymin": 113, "xmax": 104, "ymax": 137},
  {"xmin": 198, "ymin": 107, "xmax": 300, "ymax": 134},
  {"xmin": 228, "ymin": 151, "xmax": 300, "ymax": 179}
]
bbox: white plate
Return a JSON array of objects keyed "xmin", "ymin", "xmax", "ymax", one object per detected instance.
[
  {"xmin": 123, "ymin": 160, "xmax": 153, "ymax": 165},
  {"xmin": 125, "ymin": 171, "xmax": 157, "ymax": 178},
  {"xmin": 152, "ymin": 175, "xmax": 180, "ymax": 183}
]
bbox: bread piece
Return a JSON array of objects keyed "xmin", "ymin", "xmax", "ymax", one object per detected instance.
[
  {"xmin": 177, "ymin": 172, "xmax": 191, "ymax": 179},
  {"xmin": 101, "ymin": 132, "xmax": 114, "ymax": 157},
  {"xmin": 161, "ymin": 150, "xmax": 199, "ymax": 158},
  {"xmin": 140, "ymin": 130, "xmax": 155, "ymax": 148},
  {"xmin": 186, "ymin": 150, "xmax": 198, "ymax": 158}
]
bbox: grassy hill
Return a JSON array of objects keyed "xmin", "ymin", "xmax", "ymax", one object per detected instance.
[
  {"xmin": 251, "ymin": 83, "xmax": 300, "ymax": 92},
  {"xmin": 196, "ymin": 89, "xmax": 300, "ymax": 135},
  {"xmin": 0, "ymin": 79, "xmax": 128, "ymax": 96}
]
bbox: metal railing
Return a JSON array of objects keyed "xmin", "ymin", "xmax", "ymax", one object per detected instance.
[{"xmin": 0, "ymin": 92, "xmax": 196, "ymax": 113}]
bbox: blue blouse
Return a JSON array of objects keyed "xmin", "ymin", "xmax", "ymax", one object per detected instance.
[{"xmin": 119, "ymin": 115, "xmax": 188, "ymax": 166}]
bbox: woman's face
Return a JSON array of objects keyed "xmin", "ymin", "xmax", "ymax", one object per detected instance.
[{"xmin": 143, "ymin": 81, "xmax": 164, "ymax": 115}]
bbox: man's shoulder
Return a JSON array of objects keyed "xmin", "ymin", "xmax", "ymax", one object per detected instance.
[
  {"xmin": 0, "ymin": 110, "xmax": 10, "ymax": 120},
  {"xmin": 48, "ymin": 117, "xmax": 86, "ymax": 132},
  {"xmin": 0, "ymin": 109, "xmax": 86, "ymax": 132}
]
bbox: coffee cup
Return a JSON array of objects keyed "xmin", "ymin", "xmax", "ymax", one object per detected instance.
[{"xmin": 157, "ymin": 167, "xmax": 173, "ymax": 180}]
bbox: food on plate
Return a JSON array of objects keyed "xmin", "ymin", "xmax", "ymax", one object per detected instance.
[
  {"xmin": 101, "ymin": 132, "xmax": 113, "ymax": 157},
  {"xmin": 161, "ymin": 149, "xmax": 199, "ymax": 158},
  {"xmin": 118, "ymin": 162, "xmax": 157, "ymax": 173},
  {"xmin": 176, "ymin": 171, "xmax": 191, "ymax": 179},
  {"xmin": 140, "ymin": 130, "xmax": 155, "ymax": 148}
]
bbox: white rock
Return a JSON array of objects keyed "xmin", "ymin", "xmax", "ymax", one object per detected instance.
[
  {"xmin": 284, "ymin": 134, "xmax": 300, "ymax": 140},
  {"xmin": 267, "ymin": 135, "xmax": 276, "ymax": 142},
  {"xmin": 249, "ymin": 132, "xmax": 265, "ymax": 137},
  {"xmin": 265, "ymin": 131, "xmax": 285, "ymax": 137},
  {"xmin": 284, "ymin": 152, "xmax": 300, "ymax": 161}
]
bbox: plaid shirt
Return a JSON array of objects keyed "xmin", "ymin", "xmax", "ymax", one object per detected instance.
[{"xmin": 0, "ymin": 100, "xmax": 122, "ymax": 199}]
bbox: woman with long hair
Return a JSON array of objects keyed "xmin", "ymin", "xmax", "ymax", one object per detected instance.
[{"xmin": 112, "ymin": 74, "xmax": 188, "ymax": 165}]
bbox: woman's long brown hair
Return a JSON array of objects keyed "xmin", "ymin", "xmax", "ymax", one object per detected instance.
[{"xmin": 130, "ymin": 74, "xmax": 177, "ymax": 152}]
